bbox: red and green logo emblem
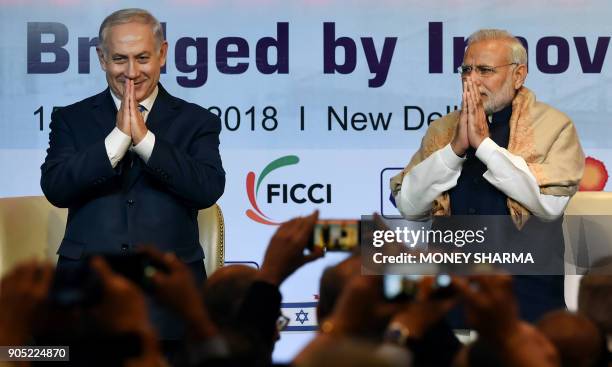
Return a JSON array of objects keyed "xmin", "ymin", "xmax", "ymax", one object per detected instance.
[{"xmin": 246, "ymin": 155, "xmax": 300, "ymax": 225}]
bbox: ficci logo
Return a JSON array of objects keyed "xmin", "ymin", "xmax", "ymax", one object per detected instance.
[{"xmin": 246, "ymin": 155, "xmax": 332, "ymax": 225}]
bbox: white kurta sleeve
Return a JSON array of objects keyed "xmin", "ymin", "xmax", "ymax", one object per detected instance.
[
  {"xmin": 475, "ymin": 137, "xmax": 570, "ymax": 221},
  {"xmin": 394, "ymin": 144, "xmax": 465, "ymax": 221}
]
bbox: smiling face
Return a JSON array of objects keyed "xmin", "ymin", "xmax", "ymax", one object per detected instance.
[
  {"xmin": 462, "ymin": 39, "xmax": 526, "ymax": 114},
  {"xmin": 97, "ymin": 22, "xmax": 167, "ymax": 102}
]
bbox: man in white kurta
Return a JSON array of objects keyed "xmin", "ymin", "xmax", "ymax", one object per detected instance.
[{"xmin": 391, "ymin": 29, "xmax": 584, "ymax": 323}]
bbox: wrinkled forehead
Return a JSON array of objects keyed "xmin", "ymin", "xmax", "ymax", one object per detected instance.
[
  {"xmin": 463, "ymin": 39, "xmax": 511, "ymax": 66},
  {"xmin": 105, "ymin": 22, "xmax": 157, "ymax": 53}
]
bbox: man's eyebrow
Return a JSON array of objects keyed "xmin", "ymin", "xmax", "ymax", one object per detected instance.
[{"xmin": 109, "ymin": 52, "xmax": 150, "ymax": 58}]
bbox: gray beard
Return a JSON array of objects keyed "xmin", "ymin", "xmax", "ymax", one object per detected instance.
[{"xmin": 483, "ymin": 80, "xmax": 516, "ymax": 114}]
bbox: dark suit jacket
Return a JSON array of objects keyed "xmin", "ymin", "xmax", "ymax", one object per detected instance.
[{"xmin": 41, "ymin": 84, "xmax": 225, "ymax": 264}]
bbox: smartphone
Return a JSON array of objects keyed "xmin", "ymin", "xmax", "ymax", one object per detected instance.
[
  {"xmin": 311, "ymin": 219, "xmax": 360, "ymax": 251},
  {"xmin": 383, "ymin": 273, "xmax": 455, "ymax": 301}
]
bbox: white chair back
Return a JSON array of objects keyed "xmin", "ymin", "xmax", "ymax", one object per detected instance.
[{"xmin": 563, "ymin": 192, "xmax": 612, "ymax": 310}]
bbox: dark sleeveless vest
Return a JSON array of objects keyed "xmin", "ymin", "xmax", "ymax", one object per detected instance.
[{"xmin": 436, "ymin": 104, "xmax": 565, "ymax": 323}]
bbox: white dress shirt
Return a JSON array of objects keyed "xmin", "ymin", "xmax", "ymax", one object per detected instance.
[
  {"xmin": 104, "ymin": 86, "xmax": 158, "ymax": 168},
  {"xmin": 394, "ymin": 138, "xmax": 570, "ymax": 222}
]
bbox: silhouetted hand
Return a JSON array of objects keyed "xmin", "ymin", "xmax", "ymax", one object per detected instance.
[
  {"xmin": 259, "ymin": 211, "xmax": 325, "ymax": 286},
  {"xmin": 90, "ymin": 257, "xmax": 151, "ymax": 334},
  {"xmin": 90, "ymin": 257, "xmax": 163, "ymax": 367},
  {"xmin": 140, "ymin": 247, "xmax": 217, "ymax": 340},
  {"xmin": 453, "ymin": 275, "xmax": 518, "ymax": 340},
  {"xmin": 507, "ymin": 322, "xmax": 560, "ymax": 367},
  {"xmin": 295, "ymin": 275, "xmax": 402, "ymax": 364},
  {"xmin": 390, "ymin": 276, "xmax": 459, "ymax": 339},
  {"xmin": 454, "ymin": 275, "xmax": 560, "ymax": 367},
  {"xmin": 324, "ymin": 275, "xmax": 402, "ymax": 338}
]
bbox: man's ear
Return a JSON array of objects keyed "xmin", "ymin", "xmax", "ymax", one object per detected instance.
[
  {"xmin": 158, "ymin": 41, "xmax": 169, "ymax": 68},
  {"xmin": 513, "ymin": 64, "xmax": 527, "ymax": 90},
  {"xmin": 96, "ymin": 47, "xmax": 107, "ymax": 71}
]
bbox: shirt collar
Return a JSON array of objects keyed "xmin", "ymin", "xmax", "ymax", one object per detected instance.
[{"xmin": 110, "ymin": 85, "xmax": 159, "ymax": 113}]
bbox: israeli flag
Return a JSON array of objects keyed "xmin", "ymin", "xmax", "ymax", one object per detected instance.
[{"xmin": 281, "ymin": 302, "xmax": 318, "ymax": 332}]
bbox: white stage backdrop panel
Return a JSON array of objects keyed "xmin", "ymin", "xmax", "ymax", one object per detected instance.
[{"xmin": 1, "ymin": 0, "xmax": 611, "ymax": 362}]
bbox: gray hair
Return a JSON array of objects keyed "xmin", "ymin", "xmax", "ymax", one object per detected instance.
[
  {"xmin": 98, "ymin": 8, "xmax": 164, "ymax": 56},
  {"xmin": 467, "ymin": 29, "xmax": 527, "ymax": 65}
]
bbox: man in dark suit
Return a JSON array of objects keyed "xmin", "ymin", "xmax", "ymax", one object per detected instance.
[{"xmin": 40, "ymin": 8, "xmax": 225, "ymax": 340}]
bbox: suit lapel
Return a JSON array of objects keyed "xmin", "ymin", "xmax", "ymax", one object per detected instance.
[
  {"xmin": 92, "ymin": 88, "xmax": 118, "ymax": 136},
  {"xmin": 145, "ymin": 84, "xmax": 179, "ymax": 137}
]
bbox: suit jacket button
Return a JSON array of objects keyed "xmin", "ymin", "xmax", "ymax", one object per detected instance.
[{"xmin": 121, "ymin": 244, "xmax": 129, "ymax": 251}]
